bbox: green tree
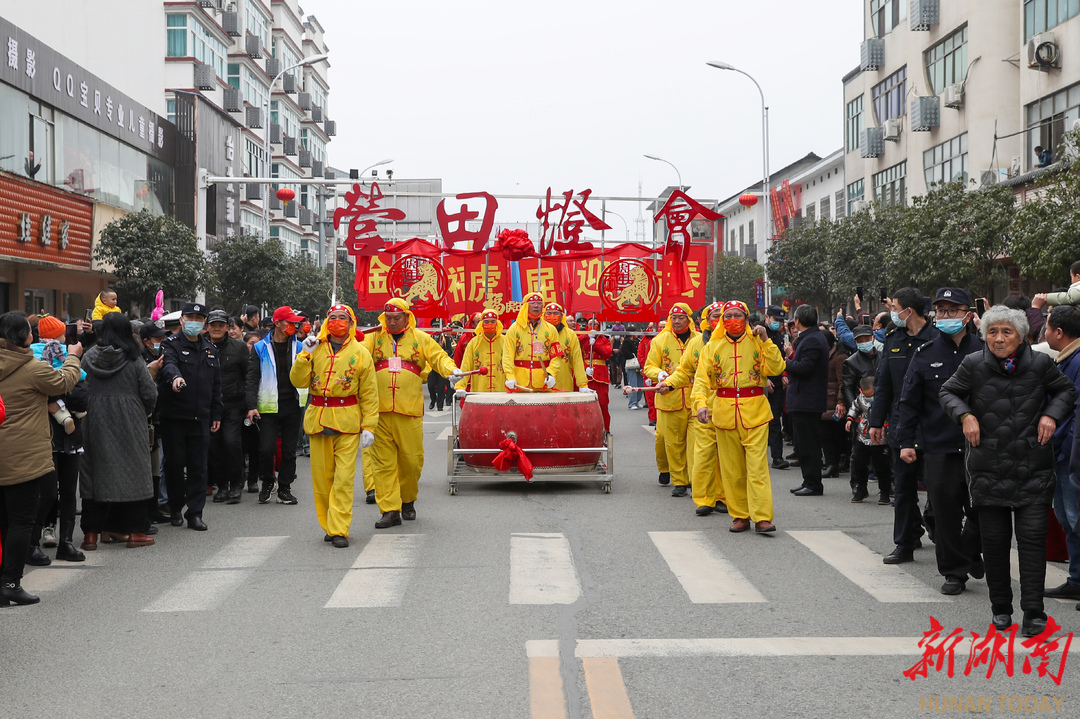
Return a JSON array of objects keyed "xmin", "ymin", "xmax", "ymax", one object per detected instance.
[
  {"xmin": 706, "ymin": 255, "xmax": 762, "ymax": 309},
  {"xmin": 94, "ymin": 209, "xmax": 205, "ymax": 314},
  {"xmin": 766, "ymin": 217, "xmax": 836, "ymax": 310},
  {"xmin": 285, "ymin": 254, "xmax": 335, "ymax": 318},
  {"xmin": 206, "ymin": 234, "xmax": 293, "ymax": 314},
  {"xmin": 828, "ymin": 203, "xmax": 900, "ymax": 304},
  {"xmin": 1011, "ymin": 129, "xmax": 1080, "ymax": 283}
]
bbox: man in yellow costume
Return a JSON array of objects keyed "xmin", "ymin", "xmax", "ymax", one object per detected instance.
[
  {"xmin": 643, "ymin": 303, "xmax": 699, "ymax": 497},
  {"xmin": 454, "ymin": 310, "xmax": 507, "ymax": 396},
  {"xmin": 690, "ymin": 301, "xmax": 785, "ymax": 533},
  {"xmin": 658, "ymin": 301, "xmax": 727, "ymax": 515},
  {"xmin": 363, "ymin": 298, "xmax": 461, "ymax": 528},
  {"xmin": 502, "ymin": 292, "xmax": 567, "ymax": 391},
  {"xmin": 290, "ymin": 304, "xmax": 379, "ymax": 547},
  {"xmin": 542, "ymin": 303, "xmax": 590, "ymax": 393}
]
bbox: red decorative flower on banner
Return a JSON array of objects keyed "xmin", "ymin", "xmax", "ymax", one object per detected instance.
[
  {"xmin": 599, "ymin": 259, "xmax": 660, "ymax": 314},
  {"xmin": 495, "ymin": 228, "xmax": 538, "ymax": 261},
  {"xmin": 387, "ymin": 255, "xmax": 448, "ymax": 316}
]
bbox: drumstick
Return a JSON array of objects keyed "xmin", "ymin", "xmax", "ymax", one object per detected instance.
[
  {"xmin": 458, "ymin": 366, "xmax": 489, "ymax": 378},
  {"xmin": 622, "ymin": 386, "xmax": 660, "ymax": 394}
]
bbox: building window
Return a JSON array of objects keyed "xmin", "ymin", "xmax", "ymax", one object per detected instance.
[
  {"xmin": 729, "ymin": 229, "xmax": 735, "ymax": 252},
  {"xmin": 925, "ymin": 26, "xmax": 968, "ymax": 95},
  {"xmin": 846, "ymin": 95, "xmax": 864, "ymax": 153},
  {"xmin": 166, "ymin": 98, "xmax": 176, "ymax": 125},
  {"xmin": 245, "ymin": 4, "xmax": 271, "ymax": 52},
  {"xmin": 805, "ymin": 203, "xmax": 816, "ymax": 222},
  {"xmin": 1025, "ymin": 0, "xmax": 1080, "ymax": 40},
  {"xmin": 166, "ymin": 14, "xmax": 187, "ymax": 56},
  {"xmin": 739, "ymin": 224, "xmax": 745, "ymax": 254},
  {"xmin": 165, "ymin": 13, "xmax": 226, "ymax": 78},
  {"xmin": 242, "ymin": 66, "xmax": 268, "ymax": 109},
  {"xmin": 1025, "ymin": 81, "xmax": 1080, "ymax": 169},
  {"xmin": 923, "ymin": 133, "xmax": 968, "ymax": 187},
  {"xmin": 872, "ymin": 162, "xmax": 907, "ymax": 207},
  {"xmin": 748, "ymin": 219, "xmax": 755, "ymax": 244},
  {"xmin": 820, "ymin": 194, "xmax": 831, "ymax": 220},
  {"xmin": 847, "ymin": 179, "xmax": 865, "ymax": 216},
  {"xmin": 227, "ymin": 63, "xmax": 241, "ymax": 91},
  {"xmin": 245, "ymin": 138, "xmax": 265, "ymax": 178},
  {"xmin": 870, "ymin": 0, "xmax": 907, "ymax": 37},
  {"xmin": 834, "ymin": 190, "xmax": 846, "ymax": 219},
  {"xmin": 872, "ymin": 67, "xmax": 907, "ymax": 124}
]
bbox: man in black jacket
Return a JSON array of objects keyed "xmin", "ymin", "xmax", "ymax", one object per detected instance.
[
  {"xmin": 896, "ymin": 288, "xmax": 984, "ymax": 589},
  {"xmin": 207, "ymin": 309, "xmax": 249, "ymax": 505},
  {"xmin": 158, "ymin": 302, "xmax": 223, "ymax": 531},
  {"xmin": 786, "ymin": 305, "xmax": 830, "ymax": 496},
  {"xmin": 764, "ymin": 305, "xmax": 789, "ymax": 469},
  {"xmin": 140, "ymin": 322, "xmax": 169, "ymax": 522},
  {"xmin": 870, "ymin": 287, "xmax": 938, "ymax": 564}
]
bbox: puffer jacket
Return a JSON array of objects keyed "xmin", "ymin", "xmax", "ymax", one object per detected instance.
[
  {"xmin": 821, "ymin": 344, "xmax": 849, "ymax": 419},
  {"xmin": 841, "ymin": 349, "xmax": 877, "ymax": 408},
  {"xmin": 939, "ymin": 342, "xmax": 1075, "ymax": 508}
]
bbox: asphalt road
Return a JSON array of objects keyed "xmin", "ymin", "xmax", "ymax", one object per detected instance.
[{"xmin": 4, "ymin": 390, "xmax": 1079, "ymax": 719}]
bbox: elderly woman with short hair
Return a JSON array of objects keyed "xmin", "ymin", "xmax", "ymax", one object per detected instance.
[{"xmin": 940, "ymin": 306, "xmax": 1075, "ymax": 637}]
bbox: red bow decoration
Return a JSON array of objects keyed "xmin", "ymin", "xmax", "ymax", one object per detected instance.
[
  {"xmin": 495, "ymin": 228, "xmax": 538, "ymax": 262},
  {"xmin": 492, "ymin": 436, "xmax": 534, "ymax": 481}
]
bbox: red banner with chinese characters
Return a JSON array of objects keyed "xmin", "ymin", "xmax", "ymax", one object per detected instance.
[{"xmin": 659, "ymin": 244, "xmax": 708, "ymax": 309}]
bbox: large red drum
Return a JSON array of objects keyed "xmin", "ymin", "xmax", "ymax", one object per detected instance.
[{"xmin": 457, "ymin": 392, "xmax": 604, "ymax": 473}]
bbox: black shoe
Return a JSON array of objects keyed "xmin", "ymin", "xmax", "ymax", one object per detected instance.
[
  {"xmin": 145, "ymin": 525, "xmax": 159, "ymax": 536},
  {"xmin": 695, "ymin": 505, "xmax": 714, "ymax": 517},
  {"xmin": 150, "ymin": 511, "xmax": 171, "ymax": 524},
  {"xmin": 429, "ymin": 402, "xmax": 436, "ymax": 409},
  {"xmin": 27, "ymin": 546, "xmax": 52, "ymax": 567},
  {"xmin": 877, "ymin": 494, "xmax": 892, "ymax": 506},
  {"xmin": 658, "ymin": 472, "xmax": 671, "ymax": 486},
  {"xmin": 55, "ymin": 541, "xmax": 85, "ymax": 562},
  {"xmin": 258, "ymin": 484, "xmax": 273, "ymax": 504},
  {"xmin": 969, "ymin": 558, "xmax": 985, "ymax": 580},
  {"xmin": 793, "ymin": 487, "xmax": 823, "ymax": 496},
  {"xmin": 789, "ymin": 485, "xmax": 805, "ymax": 494},
  {"xmin": 246, "ymin": 481, "xmax": 259, "ymax": 493},
  {"xmin": 170, "ymin": 511, "xmax": 184, "ymax": 527},
  {"xmin": 212, "ymin": 489, "xmax": 228, "ymax": 503},
  {"xmin": 375, "ymin": 511, "xmax": 402, "ymax": 529},
  {"xmin": 822, "ymin": 465, "xmax": 839, "ymax": 478},
  {"xmin": 401, "ymin": 502, "xmax": 416, "ymax": 521},
  {"xmin": 715, "ymin": 501, "xmax": 728, "ymax": 514},
  {"xmin": 365, "ymin": 489, "xmax": 376, "ymax": 505},
  {"xmin": 437, "ymin": 405, "xmax": 444, "ymax": 412},
  {"xmin": 671, "ymin": 485, "xmax": 688, "ymax": 497},
  {"xmin": 187, "ymin": 516, "xmax": 208, "ymax": 531},
  {"xmin": 838, "ymin": 459, "xmax": 850, "ymax": 473},
  {"xmin": 324, "ymin": 534, "xmax": 332, "ymax": 542},
  {"xmin": 941, "ymin": 576, "xmax": 966, "ymax": 595},
  {"xmin": 331, "ymin": 536, "xmax": 349, "ymax": 548},
  {"xmin": 771, "ymin": 458, "xmax": 790, "ymax": 470},
  {"xmin": 851, "ymin": 488, "xmax": 869, "ymax": 503},
  {"xmin": 882, "ymin": 547, "xmax": 914, "ymax": 564},
  {"xmin": 784, "ymin": 451, "xmax": 798, "ymax": 460},
  {"xmin": 277, "ymin": 488, "xmax": 298, "ymax": 505},
  {"xmin": 1044, "ymin": 582, "xmax": 1080, "ymax": 600},
  {"xmin": 1021, "ymin": 611, "xmax": 1048, "ymax": 638},
  {"xmin": 0, "ymin": 582, "xmax": 40, "ymax": 607},
  {"xmin": 226, "ymin": 490, "xmax": 242, "ymax": 504},
  {"xmin": 992, "ymin": 614, "xmax": 1013, "ymax": 631}
]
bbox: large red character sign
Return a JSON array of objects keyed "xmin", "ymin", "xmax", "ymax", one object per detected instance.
[
  {"xmin": 653, "ymin": 190, "xmax": 722, "ymax": 262},
  {"xmin": 437, "ymin": 192, "xmax": 499, "ymax": 251},
  {"xmin": 333, "ymin": 182, "xmax": 405, "ymax": 257},
  {"xmin": 536, "ymin": 188, "xmax": 612, "ymax": 255}
]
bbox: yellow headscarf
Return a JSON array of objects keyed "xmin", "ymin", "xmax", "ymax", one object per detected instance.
[
  {"xmin": 660, "ymin": 302, "xmax": 698, "ymax": 335},
  {"xmin": 378, "ymin": 297, "xmax": 417, "ymax": 333},
  {"xmin": 514, "ymin": 292, "xmax": 546, "ymax": 329},
  {"xmin": 317, "ymin": 303, "xmax": 357, "ymax": 345}
]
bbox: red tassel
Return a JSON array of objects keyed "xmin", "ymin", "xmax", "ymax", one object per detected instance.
[{"xmin": 492, "ymin": 436, "xmax": 534, "ymax": 481}]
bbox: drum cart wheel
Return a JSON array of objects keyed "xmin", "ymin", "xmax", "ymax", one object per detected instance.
[{"xmin": 448, "ymin": 483, "xmax": 457, "ymax": 495}]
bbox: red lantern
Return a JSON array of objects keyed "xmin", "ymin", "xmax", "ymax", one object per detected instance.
[
  {"xmin": 276, "ymin": 187, "xmax": 296, "ymax": 204},
  {"xmin": 738, "ymin": 192, "xmax": 758, "ymax": 208}
]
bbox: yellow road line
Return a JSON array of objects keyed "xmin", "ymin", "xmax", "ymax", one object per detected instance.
[
  {"xmin": 529, "ymin": 656, "xmax": 567, "ymax": 719},
  {"xmin": 582, "ymin": 657, "xmax": 634, "ymax": 719}
]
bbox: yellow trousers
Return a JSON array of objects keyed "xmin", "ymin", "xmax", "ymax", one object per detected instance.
[
  {"xmin": 689, "ymin": 418, "xmax": 725, "ymax": 508},
  {"xmin": 361, "ymin": 446, "xmax": 375, "ymax": 493},
  {"xmin": 656, "ymin": 408, "xmax": 690, "ymax": 486},
  {"xmin": 372, "ymin": 412, "xmax": 424, "ymax": 513},
  {"xmin": 309, "ymin": 432, "xmax": 360, "ymax": 537},
  {"xmin": 714, "ymin": 423, "xmax": 772, "ymax": 522}
]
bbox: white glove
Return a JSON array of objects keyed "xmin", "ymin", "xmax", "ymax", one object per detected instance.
[
  {"xmin": 586, "ymin": 367, "xmax": 594, "ymax": 378},
  {"xmin": 301, "ymin": 336, "xmax": 319, "ymax": 353},
  {"xmin": 454, "ymin": 389, "xmax": 467, "ymax": 400},
  {"xmin": 589, "ymin": 336, "xmax": 596, "ymax": 346},
  {"xmin": 657, "ymin": 370, "xmax": 669, "ymax": 382},
  {"xmin": 578, "ymin": 387, "xmax": 596, "ymax": 394},
  {"xmin": 644, "ymin": 378, "xmax": 652, "ymax": 387},
  {"xmin": 545, "ymin": 374, "xmax": 556, "ymax": 389},
  {"xmin": 360, "ymin": 430, "xmax": 375, "ymax": 448},
  {"xmin": 450, "ymin": 368, "xmax": 464, "ymax": 380},
  {"xmin": 505, "ymin": 379, "xmax": 517, "ymax": 390}
]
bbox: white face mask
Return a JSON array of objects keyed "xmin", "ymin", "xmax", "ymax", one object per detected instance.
[{"xmin": 873, "ymin": 339, "xmax": 884, "ymax": 353}]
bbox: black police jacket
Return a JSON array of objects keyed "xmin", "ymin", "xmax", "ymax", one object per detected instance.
[
  {"xmin": 896, "ymin": 331, "xmax": 983, "ymax": 454},
  {"xmin": 211, "ymin": 336, "xmax": 249, "ymax": 410},
  {"xmin": 869, "ymin": 319, "xmax": 938, "ymax": 448},
  {"xmin": 841, "ymin": 349, "xmax": 877, "ymax": 408},
  {"xmin": 157, "ymin": 332, "xmax": 223, "ymax": 422}
]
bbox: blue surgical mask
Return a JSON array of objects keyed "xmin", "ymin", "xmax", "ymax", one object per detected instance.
[
  {"xmin": 873, "ymin": 339, "xmax": 884, "ymax": 352},
  {"xmin": 857, "ymin": 341, "xmax": 874, "ymax": 353},
  {"xmin": 152, "ymin": 342, "xmax": 161, "ymax": 353},
  {"xmin": 890, "ymin": 310, "xmax": 907, "ymax": 328},
  {"xmin": 768, "ymin": 320, "xmax": 781, "ymax": 331},
  {"xmin": 873, "ymin": 329, "xmax": 886, "ymax": 342},
  {"xmin": 183, "ymin": 321, "xmax": 204, "ymax": 337},
  {"xmin": 936, "ymin": 318, "xmax": 965, "ymax": 336}
]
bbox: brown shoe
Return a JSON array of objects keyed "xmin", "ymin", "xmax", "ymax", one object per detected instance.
[
  {"xmin": 729, "ymin": 518, "xmax": 751, "ymax": 533},
  {"xmin": 126, "ymin": 533, "xmax": 155, "ymax": 548},
  {"xmin": 401, "ymin": 502, "xmax": 416, "ymax": 521},
  {"xmin": 754, "ymin": 520, "xmax": 777, "ymax": 534},
  {"xmin": 375, "ymin": 511, "xmax": 402, "ymax": 529},
  {"xmin": 80, "ymin": 532, "xmax": 99, "ymax": 551},
  {"xmin": 101, "ymin": 531, "xmax": 130, "ymax": 544}
]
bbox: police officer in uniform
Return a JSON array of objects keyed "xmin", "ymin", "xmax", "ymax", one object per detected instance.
[{"xmin": 158, "ymin": 302, "xmax": 222, "ymax": 531}]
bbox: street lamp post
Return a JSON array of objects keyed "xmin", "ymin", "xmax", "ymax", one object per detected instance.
[
  {"xmin": 602, "ymin": 208, "xmax": 630, "ymax": 242},
  {"xmin": 643, "ymin": 154, "xmax": 683, "ymax": 191},
  {"xmin": 707, "ymin": 61, "xmax": 772, "ymax": 304},
  {"xmin": 262, "ymin": 53, "xmax": 329, "ymax": 241}
]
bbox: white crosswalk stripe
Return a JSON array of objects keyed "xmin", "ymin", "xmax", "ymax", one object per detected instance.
[
  {"xmin": 788, "ymin": 530, "xmax": 948, "ymax": 603},
  {"xmin": 649, "ymin": 531, "xmax": 766, "ymax": 603},
  {"xmin": 325, "ymin": 534, "xmax": 425, "ymax": 608},
  {"xmin": 435, "ymin": 426, "xmax": 453, "ymax": 441},
  {"xmin": 143, "ymin": 536, "xmax": 287, "ymax": 612},
  {"xmin": 510, "ymin": 532, "xmax": 581, "ymax": 605},
  {"xmin": 21, "ymin": 552, "xmax": 105, "ymax": 593}
]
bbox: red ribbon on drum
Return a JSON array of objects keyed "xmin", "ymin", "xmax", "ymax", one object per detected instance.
[{"xmin": 492, "ymin": 436, "xmax": 534, "ymax": 481}]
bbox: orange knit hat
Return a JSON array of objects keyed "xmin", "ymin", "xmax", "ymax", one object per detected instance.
[{"xmin": 37, "ymin": 315, "xmax": 66, "ymax": 340}]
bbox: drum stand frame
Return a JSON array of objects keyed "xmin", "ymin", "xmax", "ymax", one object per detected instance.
[{"xmin": 446, "ymin": 399, "xmax": 614, "ymax": 495}]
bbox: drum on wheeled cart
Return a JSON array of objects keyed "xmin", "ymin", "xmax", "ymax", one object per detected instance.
[{"xmin": 446, "ymin": 391, "xmax": 614, "ymax": 494}]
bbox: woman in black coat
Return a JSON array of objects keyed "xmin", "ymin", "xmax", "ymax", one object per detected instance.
[{"xmin": 940, "ymin": 306, "xmax": 1075, "ymax": 637}]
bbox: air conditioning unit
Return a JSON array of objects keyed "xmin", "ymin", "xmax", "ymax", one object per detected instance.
[
  {"xmin": 199, "ymin": 0, "xmax": 222, "ymax": 8},
  {"xmin": 311, "ymin": 159, "xmax": 323, "ymax": 177},
  {"xmin": 269, "ymin": 193, "xmax": 282, "ymax": 211},
  {"xmin": 222, "ymin": 87, "xmax": 241, "ymax": 113},
  {"xmin": 194, "ymin": 62, "xmax": 217, "ymax": 91},
  {"xmin": 980, "ymin": 170, "xmax": 999, "ymax": 186},
  {"xmin": 324, "ymin": 119, "xmax": 336, "ymax": 136},
  {"xmin": 265, "ymin": 57, "xmax": 280, "ymax": 78},
  {"xmin": 860, "ymin": 38, "xmax": 885, "ymax": 72},
  {"xmin": 1028, "ymin": 32, "xmax": 1060, "ymax": 70},
  {"xmin": 909, "ymin": 0, "xmax": 939, "ymax": 31},
  {"xmin": 245, "ymin": 183, "xmax": 262, "ymax": 201},
  {"xmin": 943, "ymin": 83, "xmax": 964, "ymax": 109},
  {"xmin": 284, "ymin": 201, "xmax": 297, "ymax": 218},
  {"xmin": 245, "ymin": 34, "xmax": 263, "ymax": 59},
  {"xmin": 910, "ymin": 96, "xmax": 939, "ymax": 131},
  {"xmin": 282, "ymin": 74, "xmax": 296, "ymax": 93},
  {"xmin": 742, "ymin": 244, "xmax": 758, "ymax": 259},
  {"xmin": 222, "ymin": 11, "xmax": 241, "ymax": 36},
  {"xmin": 283, "ymin": 135, "xmax": 297, "ymax": 156},
  {"xmin": 860, "ymin": 127, "xmax": 884, "ymax": 157},
  {"xmin": 245, "ymin": 106, "xmax": 263, "ymax": 129},
  {"xmin": 883, "ymin": 117, "xmax": 903, "ymax": 141},
  {"xmin": 297, "ymin": 92, "xmax": 312, "ymax": 111},
  {"xmin": 1010, "ymin": 156, "xmax": 1022, "ymax": 177},
  {"xmin": 310, "ymin": 105, "xmax": 323, "ymax": 123},
  {"xmin": 269, "ymin": 123, "xmax": 282, "ymax": 144},
  {"xmin": 298, "ymin": 149, "xmax": 312, "ymax": 168},
  {"xmin": 851, "ymin": 199, "xmax": 868, "ymax": 213}
]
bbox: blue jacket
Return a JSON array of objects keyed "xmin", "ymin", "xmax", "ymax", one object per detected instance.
[
  {"xmin": 896, "ymin": 330, "xmax": 983, "ymax": 453},
  {"xmin": 870, "ymin": 318, "xmax": 939, "ymax": 448},
  {"xmin": 833, "ymin": 316, "xmax": 858, "ymax": 354},
  {"xmin": 785, "ymin": 325, "xmax": 830, "ymax": 413},
  {"xmin": 1053, "ymin": 341, "xmax": 1080, "ymax": 462}
]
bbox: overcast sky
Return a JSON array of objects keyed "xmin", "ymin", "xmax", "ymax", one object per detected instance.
[{"xmin": 319, "ymin": 0, "xmax": 863, "ymax": 222}]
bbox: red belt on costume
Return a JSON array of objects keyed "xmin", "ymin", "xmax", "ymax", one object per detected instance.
[
  {"xmin": 716, "ymin": 386, "xmax": 765, "ymax": 399},
  {"xmin": 514, "ymin": 360, "xmax": 548, "ymax": 369},
  {"xmin": 374, "ymin": 359, "xmax": 422, "ymax": 375},
  {"xmin": 311, "ymin": 395, "xmax": 358, "ymax": 407}
]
